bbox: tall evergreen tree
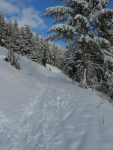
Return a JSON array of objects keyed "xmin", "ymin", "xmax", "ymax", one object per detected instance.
[
  {"xmin": 20, "ymin": 25, "xmax": 33, "ymax": 55},
  {"xmin": 12, "ymin": 19, "xmax": 21, "ymax": 52},
  {"xmin": 45, "ymin": 0, "xmax": 113, "ymax": 87},
  {"xmin": 0, "ymin": 12, "xmax": 6, "ymax": 46}
]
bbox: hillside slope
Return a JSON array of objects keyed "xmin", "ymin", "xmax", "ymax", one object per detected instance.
[{"xmin": 0, "ymin": 46, "xmax": 113, "ymax": 150}]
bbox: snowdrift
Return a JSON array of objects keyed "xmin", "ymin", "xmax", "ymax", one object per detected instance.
[{"xmin": 0, "ymin": 46, "xmax": 113, "ymax": 150}]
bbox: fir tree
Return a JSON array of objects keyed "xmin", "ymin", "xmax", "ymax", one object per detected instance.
[
  {"xmin": 0, "ymin": 12, "xmax": 6, "ymax": 46},
  {"xmin": 45, "ymin": 0, "xmax": 113, "ymax": 87}
]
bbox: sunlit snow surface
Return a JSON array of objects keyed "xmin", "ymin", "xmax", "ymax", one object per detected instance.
[{"xmin": 0, "ymin": 46, "xmax": 113, "ymax": 150}]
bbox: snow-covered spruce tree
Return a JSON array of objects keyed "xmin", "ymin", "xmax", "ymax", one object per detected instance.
[
  {"xmin": 20, "ymin": 26, "xmax": 28, "ymax": 55},
  {"xmin": 93, "ymin": 7, "xmax": 113, "ymax": 94},
  {"xmin": 20, "ymin": 25, "xmax": 34, "ymax": 56},
  {"xmin": 47, "ymin": 43, "xmax": 58, "ymax": 66},
  {"xmin": 0, "ymin": 12, "xmax": 6, "ymax": 46},
  {"xmin": 5, "ymin": 20, "xmax": 21, "ymax": 69},
  {"xmin": 31, "ymin": 34, "xmax": 41, "ymax": 62},
  {"xmin": 48, "ymin": 42, "xmax": 63, "ymax": 68},
  {"xmin": 39, "ymin": 37, "xmax": 49, "ymax": 67},
  {"xmin": 45, "ymin": 0, "xmax": 113, "ymax": 88},
  {"xmin": 5, "ymin": 21, "xmax": 14, "ymax": 63},
  {"xmin": 31, "ymin": 35, "xmax": 49, "ymax": 66},
  {"xmin": 12, "ymin": 19, "xmax": 21, "ymax": 52},
  {"xmin": 24, "ymin": 25, "xmax": 34, "ymax": 56}
]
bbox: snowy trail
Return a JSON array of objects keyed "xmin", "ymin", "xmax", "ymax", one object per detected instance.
[
  {"xmin": 19, "ymin": 74, "xmax": 113, "ymax": 150},
  {"xmin": 0, "ymin": 46, "xmax": 113, "ymax": 150}
]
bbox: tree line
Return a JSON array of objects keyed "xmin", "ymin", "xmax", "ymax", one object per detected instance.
[{"xmin": 0, "ymin": 12, "xmax": 64, "ymax": 69}]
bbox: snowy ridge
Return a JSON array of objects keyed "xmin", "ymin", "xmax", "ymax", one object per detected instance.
[{"xmin": 0, "ymin": 46, "xmax": 113, "ymax": 150}]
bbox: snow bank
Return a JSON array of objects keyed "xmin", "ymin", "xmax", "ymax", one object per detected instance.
[{"xmin": 0, "ymin": 46, "xmax": 113, "ymax": 150}]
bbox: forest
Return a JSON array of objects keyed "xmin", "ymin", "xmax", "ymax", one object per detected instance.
[{"xmin": 0, "ymin": 0, "xmax": 113, "ymax": 98}]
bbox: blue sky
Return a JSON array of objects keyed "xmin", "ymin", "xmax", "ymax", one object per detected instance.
[
  {"xmin": 0, "ymin": 0, "xmax": 113, "ymax": 47},
  {"xmin": 0, "ymin": 0, "xmax": 60, "ymax": 36}
]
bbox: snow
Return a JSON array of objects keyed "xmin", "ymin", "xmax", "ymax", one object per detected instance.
[
  {"xmin": 79, "ymin": 34, "xmax": 93, "ymax": 43},
  {"xmin": 0, "ymin": 46, "xmax": 113, "ymax": 150},
  {"xmin": 46, "ymin": 64, "xmax": 61, "ymax": 73},
  {"xmin": 46, "ymin": 6, "xmax": 73, "ymax": 14},
  {"xmin": 103, "ymin": 49, "xmax": 113, "ymax": 62},
  {"xmin": 48, "ymin": 24, "xmax": 76, "ymax": 34},
  {"xmin": 74, "ymin": 14, "xmax": 90, "ymax": 28},
  {"xmin": 94, "ymin": 36, "xmax": 111, "ymax": 48}
]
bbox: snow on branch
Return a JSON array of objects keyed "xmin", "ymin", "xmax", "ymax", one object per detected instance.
[
  {"xmin": 45, "ymin": 6, "xmax": 74, "ymax": 23},
  {"xmin": 48, "ymin": 24, "xmax": 76, "ymax": 40},
  {"xmin": 79, "ymin": 34, "xmax": 93, "ymax": 43},
  {"xmin": 48, "ymin": 24, "xmax": 76, "ymax": 34},
  {"xmin": 71, "ymin": 0, "xmax": 88, "ymax": 9},
  {"xmin": 74, "ymin": 14, "xmax": 90, "ymax": 28},
  {"xmin": 94, "ymin": 36, "xmax": 111, "ymax": 48},
  {"xmin": 45, "ymin": 6, "xmax": 73, "ymax": 17},
  {"xmin": 97, "ymin": 9, "xmax": 113, "ymax": 20}
]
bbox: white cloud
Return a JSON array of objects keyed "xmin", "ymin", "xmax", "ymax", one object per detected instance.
[
  {"xmin": 17, "ymin": 7, "xmax": 46, "ymax": 29},
  {"xmin": 0, "ymin": 0, "xmax": 46, "ymax": 29},
  {"xmin": 0, "ymin": 0, "xmax": 19, "ymax": 15}
]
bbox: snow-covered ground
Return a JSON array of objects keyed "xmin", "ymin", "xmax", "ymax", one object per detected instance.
[
  {"xmin": 46, "ymin": 64, "xmax": 62, "ymax": 73},
  {"xmin": 0, "ymin": 46, "xmax": 113, "ymax": 150}
]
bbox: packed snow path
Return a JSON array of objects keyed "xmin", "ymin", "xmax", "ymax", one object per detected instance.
[{"xmin": 0, "ymin": 46, "xmax": 113, "ymax": 150}]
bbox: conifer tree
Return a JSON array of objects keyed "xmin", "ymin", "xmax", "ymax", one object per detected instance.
[
  {"xmin": 12, "ymin": 19, "xmax": 21, "ymax": 52},
  {"xmin": 0, "ymin": 12, "xmax": 6, "ymax": 46},
  {"xmin": 45, "ymin": 0, "xmax": 113, "ymax": 87}
]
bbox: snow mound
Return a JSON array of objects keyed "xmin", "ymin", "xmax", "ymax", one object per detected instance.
[{"xmin": 0, "ymin": 46, "xmax": 113, "ymax": 150}]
